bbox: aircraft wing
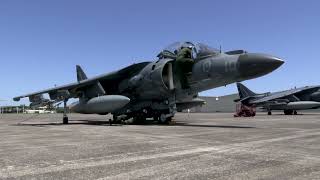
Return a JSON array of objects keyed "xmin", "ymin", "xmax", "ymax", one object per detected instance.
[
  {"xmin": 251, "ymin": 86, "xmax": 320, "ymax": 104},
  {"xmin": 14, "ymin": 81, "xmax": 83, "ymax": 101},
  {"xmin": 13, "ymin": 62, "xmax": 150, "ymax": 103}
]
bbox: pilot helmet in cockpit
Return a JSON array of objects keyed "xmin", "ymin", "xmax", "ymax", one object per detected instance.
[{"xmin": 180, "ymin": 45, "xmax": 193, "ymax": 50}]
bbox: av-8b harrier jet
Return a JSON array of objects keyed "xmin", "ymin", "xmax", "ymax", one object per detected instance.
[
  {"xmin": 236, "ymin": 83, "xmax": 320, "ymax": 115},
  {"xmin": 14, "ymin": 42, "xmax": 283, "ymax": 124}
]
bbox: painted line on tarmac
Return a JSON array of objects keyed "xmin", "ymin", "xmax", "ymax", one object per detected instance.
[{"xmin": 1, "ymin": 130, "xmax": 320, "ymax": 179}]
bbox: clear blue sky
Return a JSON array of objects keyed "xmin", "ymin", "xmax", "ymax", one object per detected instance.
[{"xmin": 1, "ymin": 0, "xmax": 319, "ymax": 105}]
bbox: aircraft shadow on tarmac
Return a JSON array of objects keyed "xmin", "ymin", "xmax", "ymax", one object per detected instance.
[
  {"xmin": 258, "ymin": 113, "xmax": 318, "ymax": 116},
  {"xmin": 13, "ymin": 119, "xmax": 112, "ymax": 127},
  {"xmin": 13, "ymin": 119, "xmax": 255, "ymax": 129}
]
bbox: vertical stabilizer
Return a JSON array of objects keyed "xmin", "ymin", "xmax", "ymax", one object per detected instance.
[
  {"xmin": 236, "ymin": 83, "xmax": 257, "ymax": 99},
  {"xmin": 76, "ymin": 65, "xmax": 88, "ymax": 82}
]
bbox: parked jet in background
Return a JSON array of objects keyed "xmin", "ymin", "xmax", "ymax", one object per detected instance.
[
  {"xmin": 235, "ymin": 83, "xmax": 320, "ymax": 115},
  {"xmin": 14, "ymin": 42, "xmax": 284, "ymax": 124}
]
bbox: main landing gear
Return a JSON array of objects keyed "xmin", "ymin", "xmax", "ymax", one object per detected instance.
[
  {"xmin": 109, "ymin": 115, "xmax": 127, "ymax": 126},
  {"xmin": 283, "ymin": 110, "xmax": 298, "ymax": 115},
  {"xmin": 115, "ymin": 109, "xmax": 175, "ymax": 125},
  {"xmin": 153, "ymin": 114, "xmax": 173, "ymax": 124}
]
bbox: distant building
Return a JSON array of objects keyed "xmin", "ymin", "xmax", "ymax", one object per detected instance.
[
  {"xmin": 0, "ymin": 105, "xmax": 26, "ymax": 114},
  {"xmin": 25, "ymin": 107, "xmax": 55, "ymax": 114},
  {"xmin": 0, "ymin": 105, "xmax": 56, "ymax": 114}
]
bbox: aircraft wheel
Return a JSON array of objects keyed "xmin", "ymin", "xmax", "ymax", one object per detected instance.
[
  {"xmin": 294, "ymin": 111, "xmax": 298, "ymax": 115},
  {"xmin": 158, "ymin": 114, "xmax": 173, "ymax": 124},
  {"xmin": 63, "ymin": 116, "xmax": 69, "ymax": 124},
  {"xmin": 166, "ymin": 116, "xmax": 173, "ymax": 122},
  {"xmin": 284, "ymin": 110, "xmax": 293, "ymax": 115},
  {"xmin": 268, "ymin": 111, "xmax": 272, "ymax": 115},
  {"xmin": 158, "ymin": 114, "xmax": 168, "ymax": 124}
]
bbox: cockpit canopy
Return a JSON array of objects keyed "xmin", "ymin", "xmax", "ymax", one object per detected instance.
[{"xmin": 158, "ymin": 41, "xmax": 220, "ymax": 60}]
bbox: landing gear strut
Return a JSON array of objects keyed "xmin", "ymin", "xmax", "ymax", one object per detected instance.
[{"xmin": 63, "ymin": 100, "xmax": 69, "ymax": 124}]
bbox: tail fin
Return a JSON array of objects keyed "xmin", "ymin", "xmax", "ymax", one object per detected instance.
[
  {"xmin": 236, "ymin": 82, "xmax": 257, "ymax": 99},
  {"xmin": 76, "ymin": 65, "xmax": 88, "ymax": 82}
]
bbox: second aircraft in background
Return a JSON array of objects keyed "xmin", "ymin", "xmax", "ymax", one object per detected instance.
[{"xmin": 235, "ymin": 83, "xmax": 320, "ymax": 115}]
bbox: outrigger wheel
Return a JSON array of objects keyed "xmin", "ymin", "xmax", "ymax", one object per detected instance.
[
  {"xmin": 63, "ymin": 116, "xmax": 69, "ymax": 124},
  {"xmin": 62, "ymin": 99, "xmax": 69, "ymax": 124}
]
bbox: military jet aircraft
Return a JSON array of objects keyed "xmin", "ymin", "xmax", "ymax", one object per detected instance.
[
  {"xmin": 235, "ymin": 82, "xmax": 320, "ymax": 115},
  {"xmin": 13, "ymin": 42, "xmax": 284, "ymax": 124}
]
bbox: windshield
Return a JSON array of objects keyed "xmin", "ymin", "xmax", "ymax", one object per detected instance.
[
  {"xmin": 195, "ymin": 43, "xmax": 220, "ymax": 58},
  {"xmin": 161, "ymin": 41, "xmax": 219, "ymax": 59}
]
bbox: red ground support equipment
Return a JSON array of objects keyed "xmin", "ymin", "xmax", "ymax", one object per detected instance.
[{"xmin": 234, "ymin": 103, "xmax": 256, "ymax": 117}]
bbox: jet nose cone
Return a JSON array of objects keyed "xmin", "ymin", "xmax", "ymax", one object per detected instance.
[{"xmin": 238, "ymin": 53, "xmax": 284, "ymax": 80}]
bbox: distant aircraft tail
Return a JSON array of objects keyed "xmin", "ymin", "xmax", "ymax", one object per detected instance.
[
  {"xmin": 236, "ymin": 83, "xmax": 257, "ymax": 99},
  {"xmin": 76, "ymin": 65, "xmax": 88, "ymax": 82},
  {"xmin": 76, "ymin": 65, "xmax": 106, "ymax": 99}
]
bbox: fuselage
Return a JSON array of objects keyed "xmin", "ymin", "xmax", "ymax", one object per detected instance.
[
  {"xmin": 114, "ymin": 51, "xmax": 283, "ymax": 116},
  {"xmin": 70, "ymin": 43, "xmax": 284, "ymax": 118},
  {"xmin": 129, "ymin": 52, "xmax": 284, "ymax": 102}
]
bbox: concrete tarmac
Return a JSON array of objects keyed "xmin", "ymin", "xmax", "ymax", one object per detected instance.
[{"xmin": 0, "ymin": 113, "xmax": 319, "ymax": 179}]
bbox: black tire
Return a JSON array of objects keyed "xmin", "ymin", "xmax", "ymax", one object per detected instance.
[
  {"xmin": 294, "ymin": 111, "xmax": 298, "ymax": 115},
  {"xmin": 166, "ymin": 116, "xmax": 173, "ymax": 122},
  {"xmin": 284, "ymin": 110, "xmax": 293, "ymax": 115},
  {"xmin": 268, "ymin": 111, "xmax": 272, "ymax": 115},
  {"xmin": 63, "ymin": 117, "xmax": 68, "ymax": 124},
  {"xmin": 158, "ymin": 115, "xmax": 173, "ymax": 124},
  {"xmin": 158, "ymin": 114, "xmax": 168, "ymax": 124}
]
